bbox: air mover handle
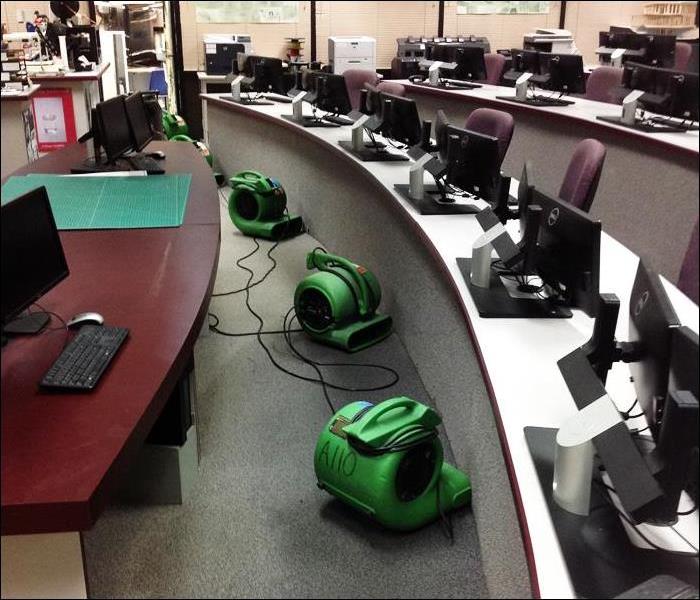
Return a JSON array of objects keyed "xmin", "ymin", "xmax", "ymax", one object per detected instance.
[
  {"xmin": 343, "ymin": 397, "xmax": 441, "ymax": 448},
  {"xmin": 307, "ymin": 251, "xmax": 373, "ymax": 317},
  {"xmin": 231, "ymin": 170, "xmax": 267, "ymax": 188}
]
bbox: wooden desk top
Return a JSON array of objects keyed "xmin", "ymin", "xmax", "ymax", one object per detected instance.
[{"xmin": 1, "ymin": 141, "xmax": 221, "ymax": 535}]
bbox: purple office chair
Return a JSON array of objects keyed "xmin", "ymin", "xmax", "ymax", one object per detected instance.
[
  {"xmin": 375, "ymin": 81, "xmax": 406, "ymax": 96},
  {"xmin": 584, "ymin": 66, "xmax": 623, "ymax": 104},
  {"xmin": 678, "ymin": 219, "xmax": 699, "ymax": 304},
  {"xmin": 344, "ymin": 69, "xmax": 379, "ymax": 110},
  {"xmin": 464, "ymin": 107, "xmax": 514, "ymax": 166},
  {"xmin": 558, "ymin": 139, "xmax": 606, "ymax": 212},
  {"xmin": 478, "ymin": 53, "xmax": 506, "ymax": 85},
  {"xmin": 675, "ymin": 42, "xmax": 693, "ymax": 72}
]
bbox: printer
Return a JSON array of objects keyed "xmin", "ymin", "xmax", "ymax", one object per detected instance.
[
  {"xmin": 328, "ymin": 36, "xmax": 376, "ymax": 74},
  {"xmin": 203, "ymin": 34, "xmax": 253, "ymax": 75},
  {"xmin": 523, "ymin": 28, "xmax": 576, "ymax": 54}
]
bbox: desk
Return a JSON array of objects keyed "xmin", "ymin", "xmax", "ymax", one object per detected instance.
[
  {"xmin": 0, "ymin": 141, "xmax": 220, "ymax": 597},
  {"xmin": 202, "ymin": 94, "xmax": 699, "ymax": 598},
  {"xmin": 397, "ymin": 79, "xmax": 699, "ymax": 284},
  {"xmin": 0, "ymin": 85, "xmax": 41, "ymax": 179},
  {"xmin": 30, "ymin": 63, "xmax": 110, "ymax": 139}
]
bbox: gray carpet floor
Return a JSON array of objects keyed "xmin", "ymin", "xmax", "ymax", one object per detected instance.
[{"xmin": 82, "ymin": 195, "xmax": 488, "ymax": 599}]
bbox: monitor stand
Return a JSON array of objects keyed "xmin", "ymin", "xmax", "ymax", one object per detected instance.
[
  {"xmin": 338, "ymin": 140, "xmax": 408, "ymax": 162},
  {"xmin": 3, "ymin": 311, "xmax": 50, "ymax": 335},
  {"xmin": 456, "ymin": 257, "xmax": 572, "ymax": 318},
  {"xmin": 70, "ymin": 157, "xmax": 131, "ymax": 174},
  {"xmin": 280, "ymin": 114, "xmax": 339, "ymax": 128},
  {"xmin": 596, "ymin": 115, "xmax": 699, "ymax": 133},
  {"xmin": 394, "ymin": 184, "xmax": 482, "ymax": 214},
  {"xmin": 495, "ymin": 94, "xmax": 574, "ymax": 107},
  {"xmin": 524, "ymin": 426, "xmax": 699, "ymax": 599}
]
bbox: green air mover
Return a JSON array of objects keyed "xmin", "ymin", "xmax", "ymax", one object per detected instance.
[
  {"xmin": 315, "ymin": 396, "xmax": 471, "ymax": 531},
  {"xmin": 294, "ymin": 250, "xmax": 392, "ymax": 352},
  {"xmin": 228, "ymin": 171, "xmax": 304, "ymax": 240},
  {"xmin": 162, "ymin": 111, "xmax": 189, "ymax": 139}
]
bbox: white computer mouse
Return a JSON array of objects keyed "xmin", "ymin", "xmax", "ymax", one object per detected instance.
[{"xmin": 66, "ymin": 312, "xmax": 105, "ymax": 328}]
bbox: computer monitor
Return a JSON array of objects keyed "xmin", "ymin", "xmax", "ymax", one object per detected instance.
[
  {"xmin": 251, "ymin": 56, "xmax": 285, "ymax": 94},
  {"xmin": 453, "ymin": 44, "xmax": 487, "ymax": 81},
  {"xmin": 517, "ymin": 161, "xmax": 535, "ymax": 233},
  {"xmin": 363, "ymin": 85, "xmax": 388, "ymax": 132},
  {"xmin": 628, "ymin": 260, "xmax": 681, "ymax": 435},
  {"xmin": 430, "ymin": 42, "xmax": 460, "ymax": 63},
  {"xmin": 96, "ymin": 96, "xmax": 133, "ymax": 163},
  {"xmin": 315, "ymin": 73, "xmax": 352, "ymax": 115},
  {"xmin": 540, "ymin": 53, "xmax": 586, "ymax": 94},
  {"xmin": 622, "ymin": 62, "xmax": 699, "ymax": 121},
  {"xmin": 124, "ymin": 92, "xmax": 153, "ymax": 152},
  {"xmin": 382, "ymin": 94, "xmax": 422, "ymax": 146},
  {"xmin": 1, "ymin": 187, "xmax": 69, "ymax": 330},
  {"xmin": 444, "ymin": 124, "xmax": 501, "ymax": 202},
  {"xmin": 434, "ymin": 109, "xmax": 451, "ymax": 161},
  {"xmin": 511, "ymin": 48, "xmax": 540, "ymax": 74},
  {"xmin": 531, "ymin": 189, "xmax": 601, "ymax": 317},
  {"xmin": 657, "ymin": 325, "xmax": 699, "ymax": 512}
]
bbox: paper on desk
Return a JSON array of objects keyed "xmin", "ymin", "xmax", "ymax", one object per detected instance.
[{"xmin": 58, "ymin": 171, "xmax": 148, "ymax": 177}]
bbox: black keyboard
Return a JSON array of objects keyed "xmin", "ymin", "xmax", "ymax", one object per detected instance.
[
  {"xmin": 323, "ymin": 114, "xmax": 355, "ymax": 126},
  {"xmin": 127, "ymin": 154, "xmax": 165, "ymax": 174},
  {"xmin": 41, "ymin": 325, "xmax": 129, "ymax": 390}
]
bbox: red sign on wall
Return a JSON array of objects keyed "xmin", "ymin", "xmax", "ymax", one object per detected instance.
[{"xmin": 31, "ymin": 88, "xmax": 77, "ymax": 152}]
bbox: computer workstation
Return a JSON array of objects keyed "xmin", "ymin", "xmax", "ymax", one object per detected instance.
[
  {"xmin": 411, "ymin": 43, "xmax": 487, "ymax": 90},
  {"xmin": 282, "ymin": 70, "xmax": 356, "ymax": 128},
  {"xmin": 498, "ymin": 48, "xmax": 585, "ymax": 107},
  {"xmin": 525, "ymin": 260, "xmax": 699, "ymax": 598},
  {"xmin": 1, "ymin": 186, "xmax": 128, "ymax": 389},
  {"xmin": 597, "ymin": 62, "xmax": 699, "ymax": 134},
  {"xmin": 597, "ymin": 29, "xmax": 677, "ymax": 69},
  {"xmin": 457, "ymin": 186, "xmax": 601, "ymax": 319},
  {"xmin": 74, "ymin": 91, "xmax": 165, "ymax": 174}
]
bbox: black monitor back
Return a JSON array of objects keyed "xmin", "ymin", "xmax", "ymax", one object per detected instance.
[
  {"xmin": 124, "ymin": 92, "xmax": 153, "ymax": 151},
  {"xmin": 628, "ymin": 259, "xmax": 681, "ymax": 436},
  {"xmin": 1, "ymin": 187, "xmax": 69, "ymax": 325},
  {"xmin": 96, "ymin": 96, "xmax": 133, "ymax": 162},
  {"xmin": 453, "ymin": 44, "xmax": 487, "ymax": 81},
  {"xmin": 531, "ymin": 189, "xmax": 601, "ymax": 317},
  {"xmin": 445, "ymin": 124, "xmax": 501, "ymax": 202},
  {"xmin": 383, "ymin": 93, "xmax": 421, "ymax": 146},
  {"xmin": 316, "ymin": 73, "xmax": 352, "ymax": 115},
  {"xmin": 541, "ymin": 53, "xmax": 585, "ymax": 94}
]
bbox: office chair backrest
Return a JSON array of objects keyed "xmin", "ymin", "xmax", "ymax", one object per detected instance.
[
  {"xmin": 343, "ymin": 69, "xmax": 380, "ymax": 110},
  {"xmin": 558, "ymin": 138, "xmax": 606, "ymax": 213},
  {"xmin": 678, "ymin": 218, "xmax": 699, "ymax": 304},
  {"xmin": 584, "ymin": 66, "xmax": 623, "ymax": 104},
  {"xmin": 464, "ymin": 107, "xmax": 514, "ymax": 166},
  {"xmin": 479, "ymin": 53, "xmax": 506, "ymax": 85},
  {"xmin": 374, "ymin": 81, "xmax": 406, "ymax": 96},
  {"xmin": 675, "ymin": 42, "xmax": 693, "ymax": 72}
]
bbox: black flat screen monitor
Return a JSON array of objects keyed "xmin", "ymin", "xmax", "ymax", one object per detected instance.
[
  {"xmin": 383, "ymin": 93, "xmax": 422, "ymax": 146},
  {"xmin": 623, "ymin": 62, "xmax": 699, "ymax": 120},
  {"xmin": 517, "ymin": 161, "xmax": 534, "ymax": 234},
  {"xmin": 96, "ymin": 96, "xmax": 133, "ymax": 162},
  {"xmin": 511, "ymin": 48, "xmax": 540, "ymax": 74},
  {"xmin": 434, "ymin": 109, "xmax": 451, "ymax": 161},
  {"xmin": 444, "ymin": 124, "xmax": 501, "ymax": 202},
  {"xmin": 1, "ymin": 187, "xmax": 69, "ymax": 325},
  {"xmin": 124, "ymin": 92, "xmax": 153, "ymax": 152},
  {"xmin": 531, "ymin": 189, "xmax": 601, "ymax": 317},
  {"xmin": 430, "ymin": 43, "xmax": 460, "ymax": 63},
  {"xmin": 540, "ymin": 53, "xmax": 585, "ymax": 94},
  {"xmin": 251, "ymin": 56, "xmax": 285, "ymax": 94},
  {"xmin": 453, "ymin": 44, "xmax": 487, "ymax": 81},
  {"xmin": 315, "ymin": 73, "xmax": 352, "ymax": 115},
  {"xmin": 628, "ymin": 260, "xmax": 681, "ymax": 434}
]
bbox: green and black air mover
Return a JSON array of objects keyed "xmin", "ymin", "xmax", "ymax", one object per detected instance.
[
  {"xmin": 228, "ymin": 171, "xmax": 304, "ymax": 240},
  {"xmin": 294, "ymin": 250, "xmax": 392, "ymax": 352},
  {"xmin": 315, "ymin": 396, "xmax": 471, "ymax": 531},
  {"xmin": 162, "ymin": 111, "xmax": 189, "ymax": 139}
]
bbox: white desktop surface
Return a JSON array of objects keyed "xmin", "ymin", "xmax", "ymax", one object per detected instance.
[{"xmin": 202, "ymin": 93, "xmax": 699, "ymax": 597}]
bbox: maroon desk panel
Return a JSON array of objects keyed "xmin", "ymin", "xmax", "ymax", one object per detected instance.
[{"xmin": 1, "ymin": 143, "xmax": 221, "ymax": 535}]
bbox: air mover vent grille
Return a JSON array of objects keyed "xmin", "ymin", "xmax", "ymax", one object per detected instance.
[
  {"xmin": 298, "ymin": 288, "xmax": 333, "ymax": 331},
  {"xmin": 236, "ymin": 190, "xmax": 259, "ymax": 220},
  {"xmin": 395, "ymin": 442, "xmax": 437, "ymax": 502}
]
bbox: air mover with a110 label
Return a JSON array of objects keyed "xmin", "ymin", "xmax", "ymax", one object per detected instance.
[{"xmin": 315, "ymin": 396, "xmax": 472, "ymax": 530}]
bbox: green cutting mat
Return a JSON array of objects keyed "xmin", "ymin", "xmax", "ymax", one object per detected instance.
[{"xmin": 1, "ymin": 174, "xmax": 192, "ymax": 230}]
